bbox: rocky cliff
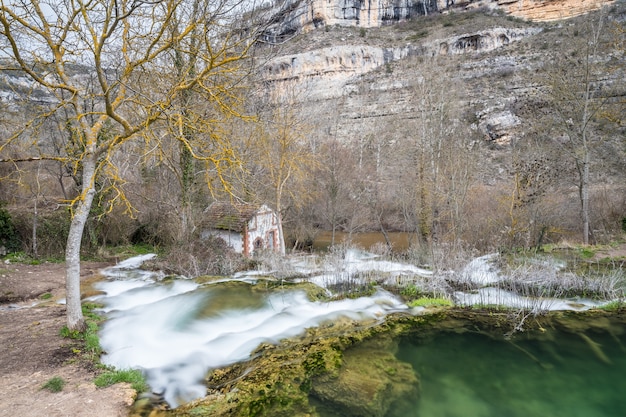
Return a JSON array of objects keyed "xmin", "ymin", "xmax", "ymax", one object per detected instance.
[
  {"xmin": 257, "ymin": 2, "xmax": 623, "ymax": 149},
  {"xmin": 500, "ymin": 0, "xmax": 614, "ymax": 21},
  {"xmin": 262, "ymin": 27, "xmax": 541, "ymax": 102},
  {"xmin": 259, "ymin": 0, "xmax": 614, "ymax": 42}
]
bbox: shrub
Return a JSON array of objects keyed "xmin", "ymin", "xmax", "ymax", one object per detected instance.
[
  {"xmin": 0, "ymin": 203, "xmax": 20, "ymax": 254},
  {"xmin": 12, "ymin": 209, "xmax": 70, "ymax": 258},
  {"xmin": 158, "ymin": 235, "xmax": 247, "ymax": 278},
  {"xmin": 400, "ymin": 284, "xmax": 421, "ymax": 298}
]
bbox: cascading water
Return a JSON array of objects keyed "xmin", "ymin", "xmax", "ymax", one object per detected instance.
[
  {"xmin": 93, "ymin": 254, "xmax": 409, "ymax": 407},
  {"xmin": 92, "ymin": 251, "xmax": 623, "ymax": 413}
]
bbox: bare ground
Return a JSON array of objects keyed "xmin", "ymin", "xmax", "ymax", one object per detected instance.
[{"xmin": 0, "ymin": 261, "xmax": 136, "ymax": 417}]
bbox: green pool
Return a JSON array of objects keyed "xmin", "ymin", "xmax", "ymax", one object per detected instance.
[{"xmin": 391, "ymin": 323, "xmax": 626, "ymax": 417}]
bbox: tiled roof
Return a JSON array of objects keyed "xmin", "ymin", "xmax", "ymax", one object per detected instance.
[{"xmin": 204, "ymin": 201, "xmax": 260, "ymax": 232}]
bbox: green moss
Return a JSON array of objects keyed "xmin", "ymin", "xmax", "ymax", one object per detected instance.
[
  {"xmin": 194, "ymin": 275, "xmax": 229, "ymax": 284},
  {"xmin": 311, "ymin": 337, "xmax": 419, "ymax": 417},
  {"xmin": 408, "ymin": 297, "xmax": 453, "ymax": 308},
  {"xmin": 164, "ymin": 309, "xmax": 626, "ymax": 416},
  {"xmin": 171, "ymin": 312, "xmax": 445, "ymax": 417},
  {"xmin": 186, "ymin": 406, "xmax": 213, "ymax": 415},
  {"xmin": 215, "ymin": 215, "xmax": 240, "ymax": 230},
  {"xmin": 597, "ymin": 300, "xmax": 625, "ymax": 312}
]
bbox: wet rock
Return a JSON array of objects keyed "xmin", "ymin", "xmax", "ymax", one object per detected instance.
[{"xmin": 310, "ymin": 337, "xmax": 419, "ymax": 417}]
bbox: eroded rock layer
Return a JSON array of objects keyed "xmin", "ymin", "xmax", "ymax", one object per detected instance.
[{"xmin": 259, "ymin": 0, "xmax": 614, "ymax": 41}]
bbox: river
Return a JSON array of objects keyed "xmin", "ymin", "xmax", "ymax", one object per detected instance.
[{"xmin": 92, "ymin": 253, "xmax": 625, "ymax": 415}]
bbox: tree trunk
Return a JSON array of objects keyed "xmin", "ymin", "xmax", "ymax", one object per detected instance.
[
  {"xmin": 64, "ymin": 155, "xmax": 97, "ymax": 332},
  {"xmin": 32, "ymin": 198, "xmax": 38, "ymax": 258},
  {"xmin": 33, "ymin": 161, "xmax": 41, "ymax": 258},
  {"xmin": 277, "ymin": 211, "xmax": 286, "ymax": 255},
  {"xmin": 378, "ymin": 215, "xmax": 392, "ymax": 251},
  {"xmin": 581, "ymin": 150, "xmax": 591, "ymax": 245},
  {"xmin": 274, "ymin": 185, "xmax": 286, "ymax": 255},
  {"xmin": 179, "ymin": 143, "xmax": 194, "ymax": 239}
]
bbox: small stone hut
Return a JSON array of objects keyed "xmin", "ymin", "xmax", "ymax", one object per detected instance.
[{"xmin": 202, "ymin": 201, "xmax": 282, "ymax": 257}]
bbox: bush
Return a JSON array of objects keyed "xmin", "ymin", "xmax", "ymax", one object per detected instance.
[
  {"xmin": 0, "ymin": 203, "xmax": 20, "ymax": 254},
  {"xmin": 12, "ymin": 209, "xmax": 70, "ymax": 258},
  {"xmin": 158, "ymin": 235, "xmax": 247, "ymax": 277}
]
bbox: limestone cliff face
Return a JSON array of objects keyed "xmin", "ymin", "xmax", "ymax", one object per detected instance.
[
  {"xmin": 260, "ymin": 0, "xmax": 613, "ymax": 41},
  {"xmin": 262, "ymin": 27, "xmax": 540, "ymax": 101},
  {"xmin": 257, "ymin": 0, "xmax": 624, "ymax": 153},
  {"xmin": 261, "ymin": 0, "xmax": 444, "ymax": 41},
  {"xmin": 257, "ymin": 2, "xmax": 624, "ymax": 150},
  {"xmin": 499, "ymin": 0, "xmax": 614, "ymax": 21}
]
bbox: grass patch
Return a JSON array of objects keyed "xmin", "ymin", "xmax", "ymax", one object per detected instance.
[
  {"xmin": 39, "ymin": 292, "xmax": 53, "ymax": 300},
  {"xmin": 82, "ymin": 302, "xmax": 103, "ymax": 321},
  {"xmin": 83, "ymin": 321, "xmax": 102, "ymax": 356},
  {"xmin": 4, "ymin": 252, "xmax": 40, "ymax": 265},
  {"xmin": 111, "ymin": 243, "xmax": 158, "ymax": 257},
  {"xmin": 3, "ymin": 251, "xmax": 63, "ymax": 264},
  {"xmin": 59, "ymin": 303, "xmax": 104, "ymax": 361},
  {"xmin": 408, "ymin": 297, "xmax": 453, "ymax": 308},
  {"xmin": 59, "ymin": 303, "xmax": 104, "ymax": 358},
  {"xmin": 598, "ymin": 300, "xmax": 624, "ymax": 312},
  {"xmin": 406, "ymin": 29, "xmax": 428, "ymax": 41},
  {"xmin": 41, "ymin": 376, "xmax": 65, "ymax": 393},
  {"xmin": 59, "ymin": 302, "xmax": 149, "ymax": 394},
  {"xmin": 578, "ymin": 247, "xmax": 596, "ymax": 259},
  {"xmin": 400, "ymin": 284, "xmax": 422, "ymax": 298},
  {"xmin": 94, "ymin": 368, "xmax": 149, "ymax": 392},
  {"xmin": 59, "ymin": 325, "xmax": 82, "ymax": 339}
]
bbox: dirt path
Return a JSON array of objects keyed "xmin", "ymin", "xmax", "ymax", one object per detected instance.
[{"xmin": 0, "ymin": 261, "xmax": 135, "ymax": 417}]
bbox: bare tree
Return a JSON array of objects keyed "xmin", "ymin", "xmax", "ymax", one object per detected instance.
[
  {"xmin": 544, "ymin": 8, "xmax": 618, "ymax": 244},
  {"xmin": 397, "ymin": 60, "xmax": 477, "ymax": 249},
  {"xmin": 247, "ymin": 96, "xmax": 316, "ymax": 254},
  {"xmin": 0, "ymin": 0, "xmax": 260, "ymax": 331}
]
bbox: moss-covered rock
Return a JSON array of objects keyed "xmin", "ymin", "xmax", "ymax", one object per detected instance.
[
  {"xmin": 170, "ymin": 314, "xmax": 438, "ymax": 417},
  {"xmin": 141, "ymin": 307, "xmax": 626, "ymax": 417},
  {"xmin": 310, "ymin": 336, "xmax": 419, "ymax": 417}
]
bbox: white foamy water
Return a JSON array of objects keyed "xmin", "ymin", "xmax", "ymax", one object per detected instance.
[
  {"xmin": 94, "ymin": 256, "xmax": 408, "ymax": 407},
  {"xmin": 453, "ymin": 287, "xmax": 606, "ymax": 311},
  {"xmin": 343, "ymin": 249, "xmax": 433, "ymax": 277},
  {"xmin": 460, "ymin": 253, "xmax": 500, "ymax": 285},
  {"xmin": 94, "ymin": 252, "xmax": 613, "ymax": 408},
  {"xmin": 293, "ymin": 249, "xmax": 433, "ymax": 291}
]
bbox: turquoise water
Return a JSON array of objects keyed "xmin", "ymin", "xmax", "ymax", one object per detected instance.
[{"xmin": 391, "ymin": 326, "xmax": 626, "ymax": 417}]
